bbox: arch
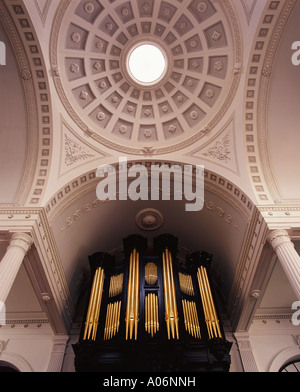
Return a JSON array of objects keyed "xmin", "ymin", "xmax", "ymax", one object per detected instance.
[
  {"xmin": 45, "ymin": 160, "xmax": 257, "ymax": 312},
  {"xmin": 0, "ymin": 352, "xmax": 33, "ymax": 372},
  {"xmin": 46, "ymin": 160, "xmax": 254, "ymax": 224},
  {"xmin": 269, "ymin": 346, "xmax": 300, "ymax": 372}
]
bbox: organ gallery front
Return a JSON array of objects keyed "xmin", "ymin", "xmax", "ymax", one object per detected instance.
[{"xmin": 73, "ymin": 234, "xmax": 232, "ymax": 372}]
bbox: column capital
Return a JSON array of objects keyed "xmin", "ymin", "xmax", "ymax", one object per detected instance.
[
  {"xmin": 267, "ymin": 229, "xmax": 293, "ymax": 251},
  {"xmin": 9, "ymin": 232, "xmax": 33, "ymax": 254}
]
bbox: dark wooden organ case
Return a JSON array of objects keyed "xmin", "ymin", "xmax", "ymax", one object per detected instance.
[{"xmin": 73, "ymin": 234, "xmax": 232, "ymax": 372}]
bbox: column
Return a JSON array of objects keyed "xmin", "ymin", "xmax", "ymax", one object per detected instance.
[
  {"xmin": 47, "ymin": 336, "xmax": 69, "ymax": 372},
  {"xmin": 0, "ymin": 232, "xmax": 33, "ymax": 303},
  {"xmin": 234, "ymin": 333, "xmax": 258, "ymax": 372},
  {"xmin": 268, "ymin": 229, "xmax": 300, "ymax": 300}
]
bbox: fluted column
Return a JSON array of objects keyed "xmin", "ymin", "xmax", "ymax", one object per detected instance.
[
  {"xmin": 234, "ymin": 333, "xmax": 258, "ymax": 372},
  {"xmin": 47, "ymin": 336, "xmax": 69, "ymax": 372},
  {"xmin": 268, "ymin": 230, "xmax": 300, "ymax": 300},
  {"xmin": 0, "ymin": 232, "xmax": 33, "ymax": 303}
]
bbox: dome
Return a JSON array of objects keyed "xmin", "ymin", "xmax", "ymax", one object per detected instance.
[{"xmin": 51, "ymin": 0, "xmax": 240, "ymax": 154}]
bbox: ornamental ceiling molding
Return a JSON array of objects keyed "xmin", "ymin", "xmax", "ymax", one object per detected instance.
[
  {"xmin": 0, "ymin": 1, "xmax": 53, "ymax": 207},
  {"xmin": 240, "ymin": 0, "xmax": 258, "ymax": 25},
  {"xmin": 243, "ymin": 0, "xmax": 297, "ymax": 204},
  {"xmin": 59, "ymin": 115, "xmax": 111, "ymax": 177},
  {"xmin": 33, "ymin": 0, "xmax": 51, "ymax": 27},
  {"xmin": 58, "ymin": 194, "xmax": 241, "ymax": 233},
  {"xmin": 50, "ymin": 0, "xmax": 242, "ymax": 156},
  {"xmin": 45, "ymin": 161, "xmax": 254, "ymax": 225},
  {"xmin": 187, "ymin": 114, "xmax": 239, "ymax": 175}
]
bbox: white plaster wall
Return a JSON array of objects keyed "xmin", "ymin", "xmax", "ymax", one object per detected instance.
[
  {"xmin": 0, "ymin": 323, "xmax": 54, "ymax": 372},
  {"xmin": 248, "ymin": 319, "xmax": 300, "ymax": 372}
]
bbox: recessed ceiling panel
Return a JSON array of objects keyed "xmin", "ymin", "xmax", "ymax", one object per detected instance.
[{"xmin": 51, "ymin": 0, "xmax": 240, "ymax": 154}]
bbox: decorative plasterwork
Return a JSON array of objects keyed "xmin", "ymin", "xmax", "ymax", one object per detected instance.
[
  {"xmin": 45, "ymin": 161, "xmax": 254, "ymax": 225},
  {"xmin": 240, "ymin": 0, "xmax": 258, "ymax": 24},
  {"xmin": 258, "ymin": 205, "xmax": 300, "ymax": 231},
  {"xmin": 243, "ymin": 0, "xmax": 297, "ymax": 204},
  {"xmin": 135, "ymin": 208, "xmax": 164, "ymax": 231},
  {"xmin": 58, "ymin": 196, "xmax": 242, "ymax": 233},
  {"xmin": 64, "ymin": 134, "xmax": 95, "ymax": 167},
  {"xmin": 188, "ymin": 116, "xmax": 239, "ymax": 175},
  {"xmin": 59, "ymin": 116, "xmax": 110, "ymax": 177},
  {"xmin": 50, "ymin": 0, "xmax": 242, "ymax": 155},
  {"xmin": 0, "ymin": 1, "xmax": 53, "ymax": 207},
  {"xmin": 33, "ymin": 0, "xmax": 51, "ymax": 26}
]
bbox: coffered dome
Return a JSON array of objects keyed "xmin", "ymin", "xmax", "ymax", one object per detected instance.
[{"xmin": 51, "ymin": 0, "xmax": 241, "ymax": 155}]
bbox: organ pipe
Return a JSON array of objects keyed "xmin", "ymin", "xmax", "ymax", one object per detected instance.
[
  {"xmin": 182, "ymin": 299, "xmax": 201, "ymax": 339},
  {"xmin": 179, "ymin": 272, "xmax": 194, "ymax": 296},
  {"xmin": 197, "ymin": 265, "xmax": 222, "ymax": 339},
  {"xmin": 125, "ymin": 248, "xmax": 140, "ymax": 340},
  {"xmin": 162, "ymin": 248, "xmax": 179, "ymax": 340},
  {"xmin": 83, "ymin": 267, "xmax": 105, "ymax": 341},
  {"xmin": 145, "ymin": 293, "xmax": 159, "ymax": 337},
  {"xmin": 109, "ymin": 273, "xmax": 124, "ymax": 297},
  {"xmin": 104, "ymin": 301, "xmax": 121, "ymax": 340}
]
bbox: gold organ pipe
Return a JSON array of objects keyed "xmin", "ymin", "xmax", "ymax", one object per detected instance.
[
  {"xmin": 93, "ymin": 268, "xmax": 105, "ymax": 340},
  {"xmin": 162, "ymin": 252, "xmax": 170, "ymax": 339},
  {"xmin": 125, "ymin": 252, "xmax": 132, "ymax": 340},
  {"xmin": 104, "ymin": 301, "xmax": 121, "ymax": 340},
  {"xmin": 182, "ymin": 299, "xmax": 201, "ymax": 339},
  {"xmin": 179, "ymin": 273, "xmax": 194, "ymax": 296},
  {"xmin": 197, "ymin": 267, "xmax": 212, "ymax": 338},
  {"xmin": 145, "ymin": 294, "xmax": 149, "ymax": 333},
  {"xmin": 125, "ymin": 249, "xmax": 140, "ymax": 340},
  {"xmin": 83, "ymin": 268, "xmax": 98, "ymax": 340},
  {"xmin": 149, "ymin": 294, "xmax": 152, "ymax": 334},
  {"xmin": 104, "ymin": 303, "xmax": 111, "ymax": 340},
  {"xmin": 193, "ymin": 302, "xmax": 201, "ymax": 339},
  {"xmin": 145, "ymin": 293, "xmax": 159, "ymax": 337},
  {"xmin": 197, "ymin": 266, "xmax": 222, "ymax": 339},
  {"xmin": 109, "ymin": 274, "xmax": 124, "ymax": 298},
  {"xmin": 162, "ymin": 248, "xmax": 179, "ymax": 340},
  {"xmin": 83, "ymin": 267, "xmax": 105, "ymax": 341},
  {"xmin": 134, "ymin": 250, "xmax": 139, "ymax": 340},
  {"xmin": 156, "ymin": 295, "xmax": 159, "ymax": 332},
  {"xmin": 202, "ymin": 266, "xmax": 222, "ymax": 338},
  {"xmin": 188, "ymin": 301, "xmax": 193, "ymax": 336},
  {"xmin": 182, "ymin": 299, "xmax": 187, "ymax": 333}
]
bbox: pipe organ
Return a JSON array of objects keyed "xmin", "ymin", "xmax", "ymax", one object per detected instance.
[{"xmin": 73, "ymin": 234, "xmax": 232, "ymax": 372}]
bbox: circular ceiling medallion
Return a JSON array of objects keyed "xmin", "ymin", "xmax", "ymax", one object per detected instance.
[
  {"xmin": 51, "ymin": 0, "xmax": 241, "ymax": 154},
  {"xmin": 127, "ymin": 42, "xmax": 167, "ymax": 86},
  {"xmin": 136, "ymin": 208, "xmax": 164, "ymax": 231}
]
